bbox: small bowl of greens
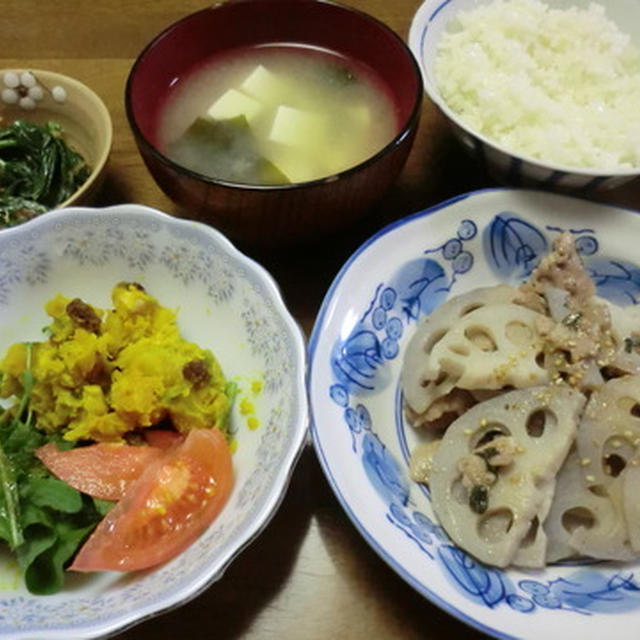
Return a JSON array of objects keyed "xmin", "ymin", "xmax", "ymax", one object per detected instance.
[{"xmin": 0, "ymin": 69, "xmax": 112, "ymax": 229}]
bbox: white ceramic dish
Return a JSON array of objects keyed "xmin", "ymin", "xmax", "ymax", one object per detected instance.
[
  {"xmin": 408, "ymin": 0, "xmax": 640, "ymax": 191},
  {"xmin": 0, "ymin": 204, "xmax": 308, "ymax": 639},
  {"xmin": 309, "ymin": 188, "xmax": 640, "ymax": 639}
]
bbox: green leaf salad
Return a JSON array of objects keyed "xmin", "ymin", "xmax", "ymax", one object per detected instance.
[{"xmin": 0, "ymin": 345, "xmax": 108, "ymax": 594}]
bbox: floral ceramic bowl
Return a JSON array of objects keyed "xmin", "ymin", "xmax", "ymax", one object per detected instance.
[
  {"xmin": 309, "ymin": 188, "xmax": 640, "ymax": 639},
  {"xmin": 0, "ymin": 204, "xmax": 308, "ymax": 638}
]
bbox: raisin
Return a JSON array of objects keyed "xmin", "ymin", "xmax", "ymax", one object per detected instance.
[
  {"xmin": 182, "ymin": 360, "xmax": 211, "ymax": 388},
  {"xmin": 85, "ymin": 359, "xmax": 108, "ymax": 385},
  {"xmin": 66, "ymin": 298, "xmax": 101, "ymax": 333}
]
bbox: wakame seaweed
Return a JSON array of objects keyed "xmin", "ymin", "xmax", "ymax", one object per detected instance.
[
  {"xmin": 167, "ymin": 116, "xmax": 290, "ymax": 186},
  {"xmin": 0, "ymin": 119, "xmax": 91, "ymax": 229}
]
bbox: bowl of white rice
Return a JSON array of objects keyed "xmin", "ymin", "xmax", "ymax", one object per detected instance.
[{"xmin": 408, "ymin": 0, "xmax": 640, "ymax": 191}]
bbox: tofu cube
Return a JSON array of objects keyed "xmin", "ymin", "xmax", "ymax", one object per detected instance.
[
  {"xmin": 265, "ymin": 145, "xmax": 323, "ymax": 184},
  {"xmin": 240, "ymin": 65, "xmax": 283, "ymax": 103},
  {"xmin": 269, "ymin": 105, "xmax": 326, "ymax": 147},
  {"xmin": 206, "ymin": 88, "xmax": 263, "ymax": 123}
]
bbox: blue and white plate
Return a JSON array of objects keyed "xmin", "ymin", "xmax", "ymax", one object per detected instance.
[
  {"xmin": 0, "ymin": 204, "xmax": 308, "ymax": 639},
  {"xmin": 309, "ymin": 188, "xmax": 640, "ymax": 640}
]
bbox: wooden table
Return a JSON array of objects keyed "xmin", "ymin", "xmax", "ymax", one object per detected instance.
[{"xmin": 2, "ymin": 2, "xmax": 639, "ymax": 638}]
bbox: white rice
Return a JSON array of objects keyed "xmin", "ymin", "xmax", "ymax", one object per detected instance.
[{"xmin": 434, "ymin": 0, "xmax": 640, "ymax": 170}]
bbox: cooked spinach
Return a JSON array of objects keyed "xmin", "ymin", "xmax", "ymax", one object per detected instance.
[
  {"xmin": 0, "ymin": 119, "xmax": 91, "ymax": 229},
  {"xmin": 0, "ymin": 345, "xmax": 109, "ymax": 594}
]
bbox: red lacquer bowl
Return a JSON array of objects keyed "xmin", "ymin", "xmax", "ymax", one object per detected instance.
[{"xmin": 125, "ymin": 0, "xmax": 422, "ymax": 247}]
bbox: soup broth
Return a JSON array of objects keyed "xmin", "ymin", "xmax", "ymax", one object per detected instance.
[{"xmin": 158, "ymin": 44, "xmax": 399, "ymax": 185}]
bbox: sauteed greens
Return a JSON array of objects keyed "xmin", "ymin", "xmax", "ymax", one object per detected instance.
[{"xmin": 0, "ymin": 119, "xmax": 91, "ymax": 228}]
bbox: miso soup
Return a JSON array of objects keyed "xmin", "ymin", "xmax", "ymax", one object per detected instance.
[{"xmin": 158, "ymin": 44, "xmax": 400, "ymax": 185}]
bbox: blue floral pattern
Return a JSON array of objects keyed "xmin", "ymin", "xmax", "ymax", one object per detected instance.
[
  {"xmin": 483, "ymin": 213, "xmax": 548, "ymax": 281},
  {"xmin": 327, "ymin": 210, "xmax": 640, "ymax": 618}
]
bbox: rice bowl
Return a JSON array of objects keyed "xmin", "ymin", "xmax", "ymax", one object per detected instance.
[
  {"xmin": 408, "ymin": 0, "xmax": 640, "ymax": 190},
  {"xmin": 435, "ymin": 0, "xmax": 640, "ymax": 171}
]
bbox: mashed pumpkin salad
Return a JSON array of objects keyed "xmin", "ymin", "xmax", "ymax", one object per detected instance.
[
  {"xmin": 0, "ymin": 283, "xmax": 236, "ymax": 593},
  {"xmin": 1, "ymin": 282, "xmax": 234, "ymax": 441}
]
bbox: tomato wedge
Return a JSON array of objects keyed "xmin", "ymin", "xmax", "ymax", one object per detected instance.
[
  {"xmin": 142, "ymin": 428, "xmax": 185, "ymax": 450},
  {"xmin": 69, "ymin": 428, "xmax": 233, "ymax": 572},
  {"xmin": 35, "ymin": 442, "xmax": 164, "ymax": 501}
]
